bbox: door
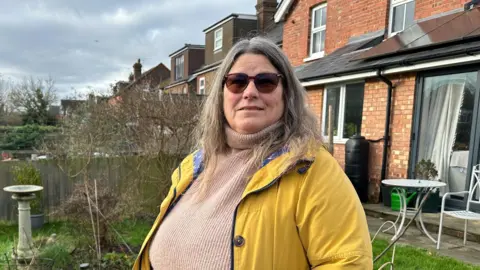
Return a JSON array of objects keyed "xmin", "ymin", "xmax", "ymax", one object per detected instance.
[{"xmin": 411, "ymin": 69, "xmax": 480, "ymax": 209}]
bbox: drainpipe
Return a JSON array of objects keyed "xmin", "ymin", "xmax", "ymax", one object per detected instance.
[{"xmin": 376, "ymin": 70, "xmax": 394, "ymax": 181}]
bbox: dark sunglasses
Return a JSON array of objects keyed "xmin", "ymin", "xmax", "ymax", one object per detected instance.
[{"xmin": 223, "ymin": 73, "xmax": 283, "ymax": 93}]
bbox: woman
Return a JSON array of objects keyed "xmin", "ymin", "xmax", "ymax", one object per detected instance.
[{"xmin": 134, "ymin": 36, "xmax": 372, "ymax": 269}]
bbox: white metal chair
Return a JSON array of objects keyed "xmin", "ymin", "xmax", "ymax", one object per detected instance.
[{"xmin": 437, "ymin": 164, "xmax": 480, "ymax": 249}]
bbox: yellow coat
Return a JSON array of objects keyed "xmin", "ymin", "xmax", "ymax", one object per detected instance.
[{"xmin": 134, "ymin": 147, "xmax": 372, "ymax": 269}]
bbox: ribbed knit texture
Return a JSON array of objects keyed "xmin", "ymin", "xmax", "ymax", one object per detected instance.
[{"xmin": 149, "ymin": 123, "xmax": 281, "ymax": 269}]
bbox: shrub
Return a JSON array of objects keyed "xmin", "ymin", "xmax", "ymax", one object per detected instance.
[{"xmin": 11, "ymin": 162, "xmax": 44, "ymax": 214}]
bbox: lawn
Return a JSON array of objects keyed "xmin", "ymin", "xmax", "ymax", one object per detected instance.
[
  {"xmin": 1, "ymin": 220, "xmax": 480, "ymax": 269},
  {"xmin": 373, "ymin": 238, "xmax": 480, "ymax": 270}
]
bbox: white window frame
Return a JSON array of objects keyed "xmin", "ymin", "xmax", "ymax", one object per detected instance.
[
  {"xmin": 322, "ymin": 81, "xmax": 364, "ymax": 143},
  {"xmin": 214, "ymin": 28, "xmax": 223, "ymax": 52},
  {"xmin": 198, "ymin": 77, "xmax": 206, "ymax": 95},
  {"xmin": 175, "ymin": 55, "xmax": 184, "ymax": 81},
  {"xmin": 309, "ymin": 3, "xmax": 327, "ymax": 59},
  {"xmin": 388, "ymin": 0, "xmax": 415, "ymax": 36}
]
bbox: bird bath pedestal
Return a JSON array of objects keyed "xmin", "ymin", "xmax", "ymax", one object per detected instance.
[{"xmin": 3, "ymin": 185, "xmax": 43, "ymax": 261}]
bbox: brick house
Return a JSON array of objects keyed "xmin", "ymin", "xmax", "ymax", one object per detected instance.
[
  {"xmin": 164, "ymin": 44, "xmax": 205, "ymax": 95},
  {"xmin": 110, "ymin": 59, "xmax": 171, "ymax": 104},
  {"xmin": 191, "ymin": 0, "xmax": 283, "ymax": 95},
  {"xmin": 275, "ymin": 0, "xmax": 480, "ymax": 210}
]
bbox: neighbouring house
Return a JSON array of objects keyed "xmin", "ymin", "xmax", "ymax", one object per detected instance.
[
  {"xmin": 163, "ymin": 44, "xmax": 205, "ymax": 95},
  {"xmin": 191, "ymin": 0, "xmax": 282, "ymax": 95},
  {"xmin": 110, "ymin": 59, "xmax": 171, "ymax": 105},
  {"xmin": 274, "ymin": 0, "xmax": 480, "ymax": 211}
]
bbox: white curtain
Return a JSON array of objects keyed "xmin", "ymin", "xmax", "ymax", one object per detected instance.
[{"xmin": 418, "ymin": 82, "xmax": 465, "ymax": 194}]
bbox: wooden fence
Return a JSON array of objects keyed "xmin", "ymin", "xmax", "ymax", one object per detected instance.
[{"xmin": 0, "ymin": 156, "xmax": 180, "ymax": 222}]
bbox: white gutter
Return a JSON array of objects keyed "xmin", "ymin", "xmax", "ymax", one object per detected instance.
[
  {"xmin": 301, "ymin": 54, "xmax": 480, "ymax": 87},
  {"xmin": 274, "ymin": 0, "xmax": 293, "ymax": 23},
  {"xmin": 165, "ymin": 80, "xmax": 187, "ymax": 89}
]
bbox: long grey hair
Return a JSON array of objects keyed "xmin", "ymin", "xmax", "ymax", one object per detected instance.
[{"xmin": 194, "ymin": 36, "xmax": 323, "ymax": 188}]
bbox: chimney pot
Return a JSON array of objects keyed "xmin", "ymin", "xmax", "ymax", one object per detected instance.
[{"xmin": 133, "ymin": 59, "xmax": 142, "ymax": 81}]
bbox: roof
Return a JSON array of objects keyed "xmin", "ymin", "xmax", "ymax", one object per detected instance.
[
  {"xmin": 164, "ymin": 79, "xmax": 188, "ymax": 89},
  {"xmin": 295, "ymin": 34, "xmax": 384, "ymax": 81},
  {"xmin": 296, "ymin": 7, "xmax": 480, "ymax": 82},
  {"xmin": 355, "ymin": 7, "xmax": 480, "ymax": 60},
  {"xmin": 265, "ymin": 21, "xmax": 284, "ymax": 45},
  {"xmin": 203, "ymin": 13, "xmax": 257, "ymax": 33},
  {"xmin": 123, "ymin": 62, "xmax": 170, "ymax": 91},
  {"xmin": 169, "ymin": 44, "xmax": 205, "ymax": 58},
  {"xmin": 297, "ymin": 38, "xmax": 480, "ymax": 82}
]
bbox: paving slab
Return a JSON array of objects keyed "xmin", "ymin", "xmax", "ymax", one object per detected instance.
[
  {"xmin": 364, "ymin": 203, "xmax": 480, "ymax": 243},
  {"xmin": 368, "ymin": 216, "xmax": 480, "ymax": 266}
]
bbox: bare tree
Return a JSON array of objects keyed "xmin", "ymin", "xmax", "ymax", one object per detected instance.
[
  {"xmin": 8, "ymin": 76, "xmax": 57, "ymax": 124},
  {"xmin": 0, "ymin": 74, "xmax": 23, "ymax": 125},
  {"xmin": 44, "ymin": 80, "xmax": 203, "ymax": 260},
  {"xmin": 0, "ymin": 74, "xmax": 10, "ymax": 112}
]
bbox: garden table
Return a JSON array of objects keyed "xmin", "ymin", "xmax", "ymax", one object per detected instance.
[
  {"xmin": 381, "ymin": 179, "xmax": 446, "ymax": 243},
  {"xmin": 371, "ymin": 179, "xmax": 446, "ymax": 269}
]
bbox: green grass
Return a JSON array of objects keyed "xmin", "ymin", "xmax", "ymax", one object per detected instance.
[
  {"xmin": 115, "ymin": 219, "xmax": 153, "ymax": 248},
  {"xmin": 0, "ymin": 219, "xmax": 153, "ymax": 268},
  {"xmin": 373, "ymin": 238, "xmax": 480, "ymax": 270}
]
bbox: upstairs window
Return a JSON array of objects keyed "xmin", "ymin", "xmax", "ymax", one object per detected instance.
[
  {"xmin": 199, "ymin": 77, "xmax": 206, "ymax": 95},
  {"xmin": 175, "ymin": 55, "xmax": 184, "ymax": 81},
  {"xmin": 310, "ymin": 4, "xmax": 327, "ymax": 58},
  {"xmin": 389, "ymin": 0, "xmax": 415, "ymax": 36},
  {"xmin": 214, "ymin": 28, "xmax": 223, "ymax": 52}
]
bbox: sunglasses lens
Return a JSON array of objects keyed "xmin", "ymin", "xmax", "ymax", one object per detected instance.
[
  {"xmin": 224, "ymin": 73, "xmax": 281, "ymax": 93},
  {"xmin": 255, "ymin": 73, "xmax": 280, "ymax": 93},
  {"xmin": 225, "ymin": 74, "xmax": 248, "ymax": 93}
]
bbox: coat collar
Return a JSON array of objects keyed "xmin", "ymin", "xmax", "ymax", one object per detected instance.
[{"xmin": 173, "ymin": 146, "xmax": 317, "ymax": 199}]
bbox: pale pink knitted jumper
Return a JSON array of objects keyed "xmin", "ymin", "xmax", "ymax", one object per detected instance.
[{"xmin": 149, "ymin": 123, "xmax": 280, "ymax": 269}]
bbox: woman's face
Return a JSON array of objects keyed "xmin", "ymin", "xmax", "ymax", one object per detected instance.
[{"xmin": 223, "ymin": 53, "xmax": 284, "ymax": 134}]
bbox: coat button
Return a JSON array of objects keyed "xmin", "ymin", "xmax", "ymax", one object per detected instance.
[{"xmin": 233, "ymin": 235, "xmax": 245, "ymax": 247}]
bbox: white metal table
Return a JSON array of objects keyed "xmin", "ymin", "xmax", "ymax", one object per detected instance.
[
  {"xmin": 372, "ymin": 179, "xmax": 446, "ymax": 269},
  {"xmin": 381, "ymin": 179, "xmax": 446, "ymax": 243}
]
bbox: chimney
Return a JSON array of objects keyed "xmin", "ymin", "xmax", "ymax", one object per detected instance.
[
  {"xmin": 133, "ymin": 59, "xmax": 142, "ymax": 81},
  {"xmin": 256, "ymin": 0, "xmax": 278, "ymax": 33}
]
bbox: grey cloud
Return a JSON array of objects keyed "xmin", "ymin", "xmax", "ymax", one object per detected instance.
[{"xmin": 0, "ymin": 0, "xmax": 257, "ymax": 98}]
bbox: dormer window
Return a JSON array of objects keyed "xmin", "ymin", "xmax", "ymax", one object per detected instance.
[
  {"xmin": 175, "ymin": 55, "xmax": 184, "ymax": 81},
  {"xmin": 310, "ymin": 3, "xmax": 327, "ymax": 58},
  {"xmin": 389, "ymin": 0, "xmax": 415, "ymax": 36},
  {"xmin": 214, "ymin": 28, "xmax": 223, "ymax": 52}
]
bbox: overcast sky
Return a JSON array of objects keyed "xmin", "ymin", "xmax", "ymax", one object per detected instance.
[{"xmin": 0, "ymin": 0, "xmax": 257, "ymax": 100}]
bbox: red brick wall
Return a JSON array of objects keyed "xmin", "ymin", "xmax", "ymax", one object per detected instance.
[
  {"xmin": 362, "ymin": 78, "xmax": 388, "ymax": 198},
  {"xmin": 388, "ymin": 73, "xmax": 416, "ymax": 179},
  {"xmin": 415, "ymin": 0, "xmax": 466, "ymax": 20},
  {"xmin": 360, "ymin": 73, "xmax": 417, "ymax": 202},
  {"xmin": 306, "ymin": 86, "xmax": 323, "ymax": 118},
  {"xmin": 282, "ymin": 0, "xmax": 389, "ymax": 66},
  {"xmin": 282, "ymin": 0, "xmax": 466, "ymax": 67}
]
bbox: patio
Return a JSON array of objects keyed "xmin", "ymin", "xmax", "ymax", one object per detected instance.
[{"xmin": 364, "ymin": 203, "xmax": 480, "ymax": 244}]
